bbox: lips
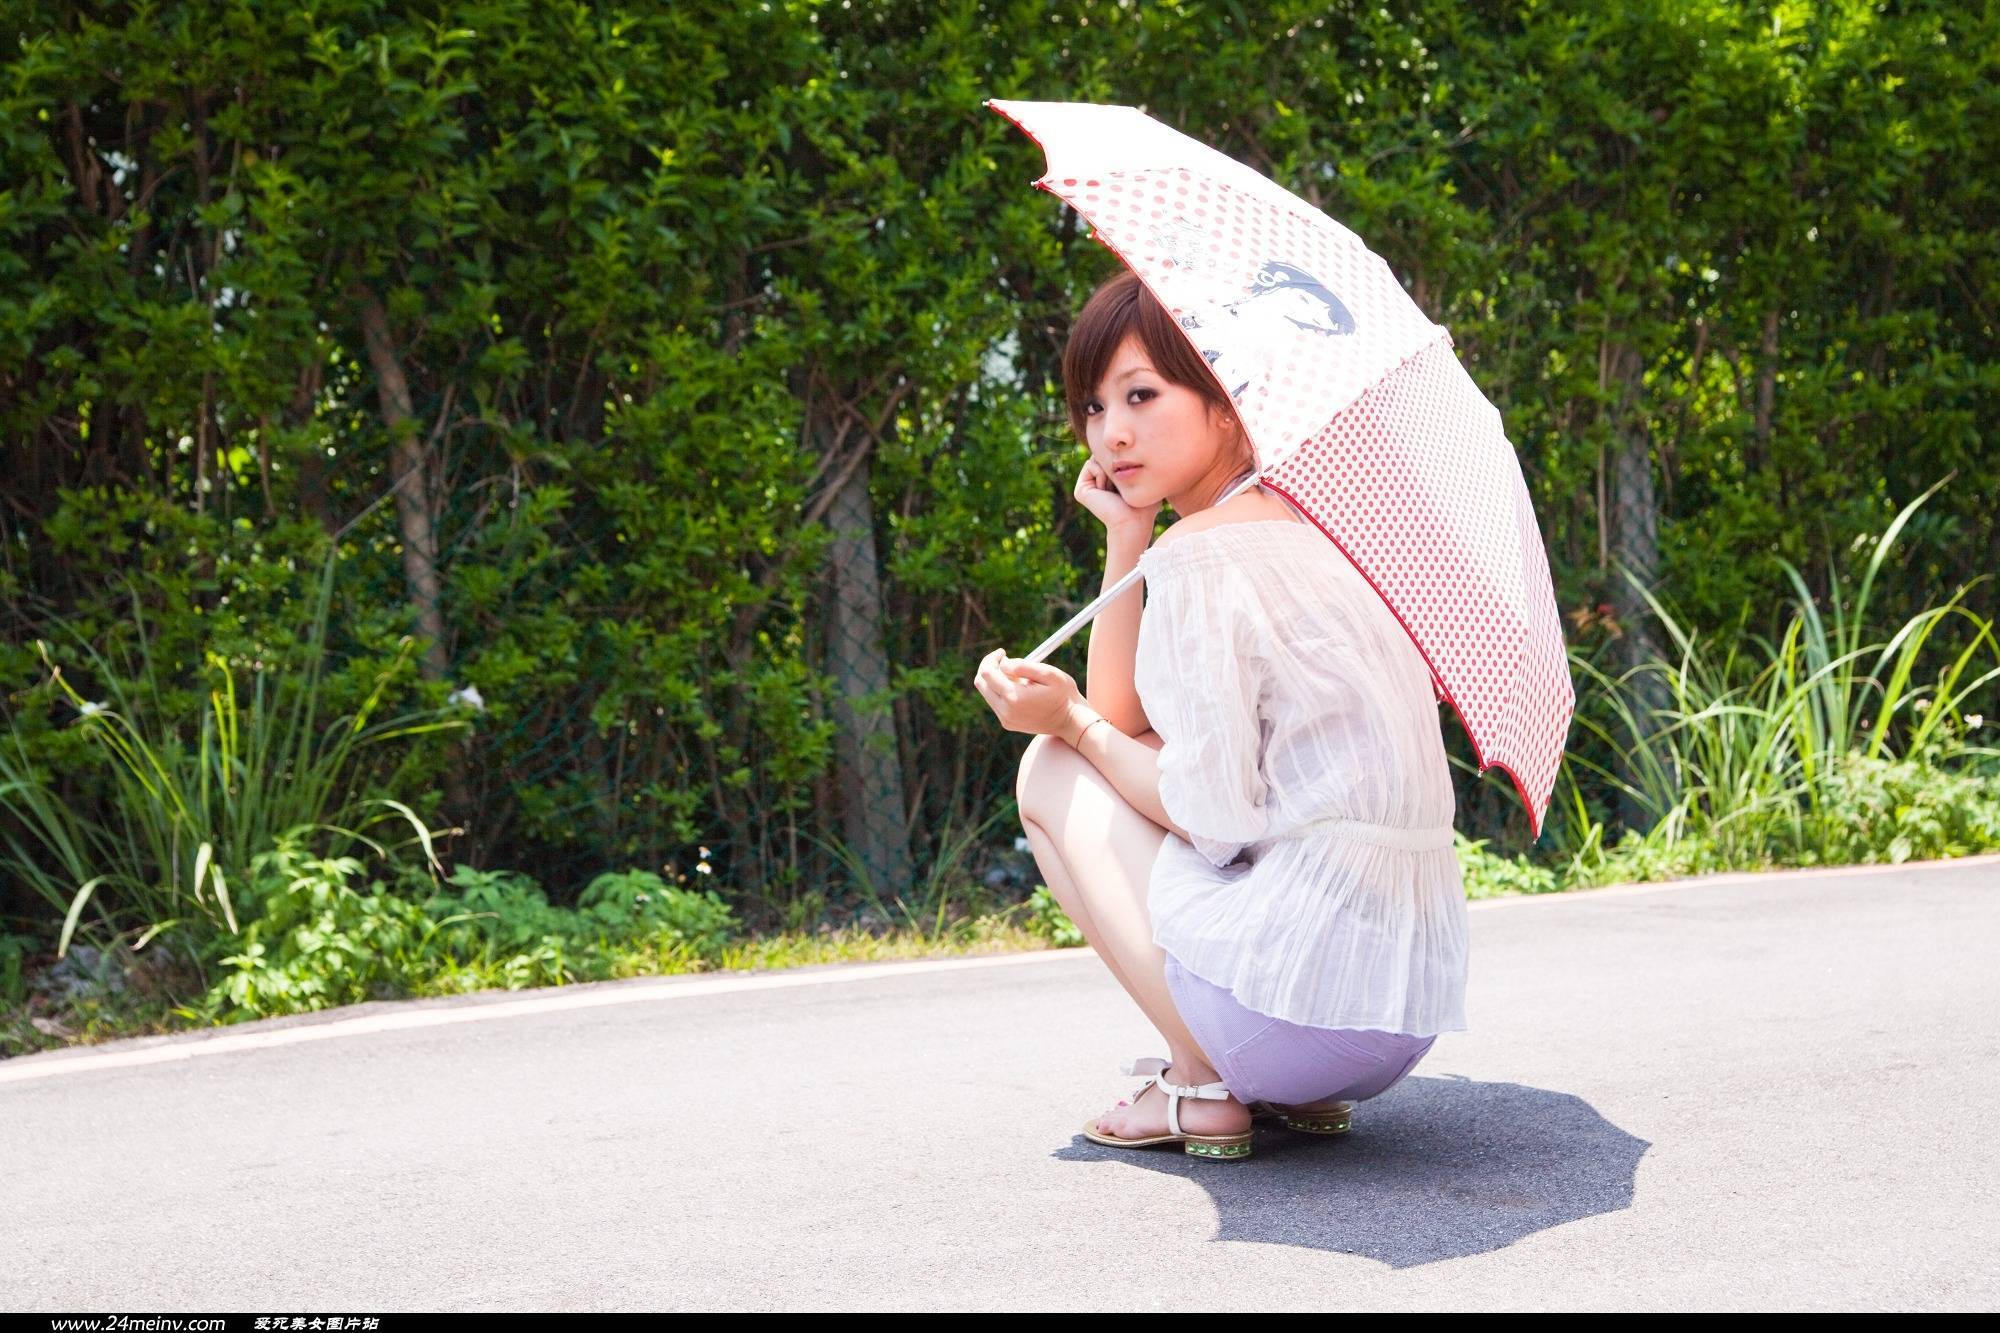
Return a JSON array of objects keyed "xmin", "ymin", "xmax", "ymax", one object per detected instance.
[{"xmin": 1112, "ymin": 464, "xmax": 1142, "ymax": 477}]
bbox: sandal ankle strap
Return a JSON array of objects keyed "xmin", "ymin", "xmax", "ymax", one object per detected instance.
[
  {"xmin": 1150, "ymin": 1070, "xmax": 1231, "ymax": 1138},
  {"xmin": 1118, "ymin": 1057, "xmax": 1232, "ymax": 1138}
]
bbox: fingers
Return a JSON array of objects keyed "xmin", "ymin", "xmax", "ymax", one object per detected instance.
[
  {"xmin": 976, "ymin": 648, "xmax": 1059, "ymax": 694},
  {"xmin": 973, "ymin": 648, "xmax": 1016, "ymax": 702}
]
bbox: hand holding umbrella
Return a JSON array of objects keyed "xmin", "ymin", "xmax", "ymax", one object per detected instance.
[{"xmin": 972, "ymin": 648, "xmax": 1092, "ymax": 744}]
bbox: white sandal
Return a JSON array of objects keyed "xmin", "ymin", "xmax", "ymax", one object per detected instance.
[
  {"xmin": 1112, "ymin": 1054, "xmax": 1353, "ymax": 1136},
  {"xmin": 1081, "ymin": 1056, "xmax": 1253, "ymax": 1160}
]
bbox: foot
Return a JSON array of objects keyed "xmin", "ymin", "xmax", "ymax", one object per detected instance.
[{"xmin": 1095, "ymin": 1065, "xmax": 1253, "ymax": 1141}]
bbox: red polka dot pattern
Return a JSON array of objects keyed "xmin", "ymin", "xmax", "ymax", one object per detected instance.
[{"xmin": 989, "ymin": 98, "xmax": 1576, "ymax": 840}]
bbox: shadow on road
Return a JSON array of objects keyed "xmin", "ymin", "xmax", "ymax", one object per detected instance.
[{"xmin": 1058, "ymin": 1073, "xmax": 1648, "ymax": 1265}]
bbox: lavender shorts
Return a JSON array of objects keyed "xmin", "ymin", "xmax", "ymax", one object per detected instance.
[{"xmin": 1164, "ymin": 953, "xmax": 1437, "ymax": 1105}]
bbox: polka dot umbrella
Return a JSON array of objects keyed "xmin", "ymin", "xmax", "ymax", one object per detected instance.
[{"xmin": 991, "ymin": 97, "xmax": 1575, "ymax": 841}]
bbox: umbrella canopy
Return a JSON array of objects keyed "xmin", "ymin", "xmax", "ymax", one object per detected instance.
[{"xmin": 989, "ymin": 97, "xmax": 1574, "ymax": 841}]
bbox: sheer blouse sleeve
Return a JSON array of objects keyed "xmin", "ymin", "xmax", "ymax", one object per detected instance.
[{"xmin": 1145, "ymin": 554, "xmax": 1272, "ymax": 870}]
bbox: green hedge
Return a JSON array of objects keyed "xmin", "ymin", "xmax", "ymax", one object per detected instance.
[{"xmin": 0, "ymin": 0, "xmax": 1993, "ymax": 944}]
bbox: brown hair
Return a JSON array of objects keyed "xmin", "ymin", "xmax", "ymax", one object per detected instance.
[{"xmin": 1061, "ymin": 269, "xmax": 1250, "ymax": 466}]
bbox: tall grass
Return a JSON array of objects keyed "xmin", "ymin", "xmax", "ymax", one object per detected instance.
[
  {"xmin": 0, "ymin": 551, "xmax": 468, "ymax": 962},
  {"xmin": 1551, "ymin": 474, "xmax": 1999, "ymax": 874},
  {"xmin": 802, "ymin": 802, "xmax": 1021, "ymax": 944}
]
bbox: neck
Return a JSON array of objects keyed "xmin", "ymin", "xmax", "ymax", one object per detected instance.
[{"xmin": 1174, "ymin": 462, "xmax": 1260, "ymax": 515}]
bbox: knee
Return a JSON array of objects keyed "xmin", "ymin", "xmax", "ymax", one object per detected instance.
[{"xmin": 1015, "ymin": 731, "xmax": 1075, "ymax": 820}]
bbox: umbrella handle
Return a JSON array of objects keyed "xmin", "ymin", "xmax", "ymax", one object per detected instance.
[{"xmin": 1019, "ymin": 470, "xmax": 1265, "ymax": 665}]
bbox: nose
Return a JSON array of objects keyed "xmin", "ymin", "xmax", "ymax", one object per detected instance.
[{"xmin": 1098, "ymin": 402, "xmax": 1134, "ymax": 451}]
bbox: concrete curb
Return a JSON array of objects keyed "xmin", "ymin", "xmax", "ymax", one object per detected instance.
[{"xmin": 6, "ymin": 848, "xmax": 1997, "ymax": 1084}]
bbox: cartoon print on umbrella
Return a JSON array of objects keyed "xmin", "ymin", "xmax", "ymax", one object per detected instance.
[
  {"xmin": 1176, "ymin": 260, "xmax": 1358, "ymax": 401},
  {"xmin": 1152, "ymin": 215, "xmax": 1217, "ymax": 278}
]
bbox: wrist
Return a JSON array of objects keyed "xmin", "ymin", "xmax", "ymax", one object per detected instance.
[
  {"xmin": 1105, "ymin": 521, "xmax": 1153, "ymax": 550},
  {"xmin": 1063, "ymin": 703, "xmax": 1104, "ymax": 748}
]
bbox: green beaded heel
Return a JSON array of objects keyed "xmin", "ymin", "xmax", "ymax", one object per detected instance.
[{"xmin": 1082, "ymin": 1056, "xmax": 1254, "ymax": 1161}]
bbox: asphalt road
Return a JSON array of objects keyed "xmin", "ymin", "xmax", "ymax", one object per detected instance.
[{"xmin": 4, "ymin": 852, "xmax": 1997, "ymax": 1311}]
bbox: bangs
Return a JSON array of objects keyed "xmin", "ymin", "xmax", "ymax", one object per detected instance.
[{"xmin": 1061, "ymin": 269, "xmax": 1228, "ymax": 446}]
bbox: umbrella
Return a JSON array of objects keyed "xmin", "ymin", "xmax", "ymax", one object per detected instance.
[{"xmin": 987, "ymin": 97, "xmax": 1574, "ymax": 841}]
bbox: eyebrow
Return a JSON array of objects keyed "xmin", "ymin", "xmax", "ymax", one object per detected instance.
[{"xmin": 1094, "ymin": 367, "xmax": 1152, "ymax": 393}]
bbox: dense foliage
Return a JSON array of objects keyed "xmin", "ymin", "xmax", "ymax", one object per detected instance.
[{"xmin": 1, "ymin": 1, "xmax": 1994, "ymax": 1000}]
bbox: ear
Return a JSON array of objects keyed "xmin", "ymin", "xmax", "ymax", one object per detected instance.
[{"xmin": 1210, "ymin": 401, "xmax": 1251, "ymax": 454}]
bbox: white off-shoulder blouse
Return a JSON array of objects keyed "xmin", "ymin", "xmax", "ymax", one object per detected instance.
[{"xmin": 1134, "ymin": 518, "xmax": 1469, "ymax": 1037}]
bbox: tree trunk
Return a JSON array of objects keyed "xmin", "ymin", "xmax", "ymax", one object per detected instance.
[
  {"xmin": 355, "ymin": 292, "xmax": 449, "ymax": 680},
  {"xmin": 1751, "ymin": 307, "xmax": 1780, "ymax": 472},
  {"xmin": 353, "ymin": 288, "xmax": 475, "ymax": 852},
  {"xmin": 822, "ymin": 445, "xmax": 915, "ymax": 904},
  {"xmin": 1605, "ymin": 340, "xmax": 1671, "ymax": 837}
]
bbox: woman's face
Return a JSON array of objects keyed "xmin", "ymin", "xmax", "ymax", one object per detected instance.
[{"xmin": 1084, "ymin": 333, "xmax": 1248, "ymax": 515}]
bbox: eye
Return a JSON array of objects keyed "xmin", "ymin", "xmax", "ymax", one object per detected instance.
[{"xmin": 1083, "ymin": 388, "xmax": 1155, "ymax": 415}]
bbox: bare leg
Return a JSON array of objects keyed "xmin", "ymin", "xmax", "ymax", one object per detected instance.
[{"xmin": 1016, "ymin": 731, "xmax": 1251, "ymax": 1139}]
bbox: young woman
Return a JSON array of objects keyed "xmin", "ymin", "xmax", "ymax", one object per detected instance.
[{"xmin": 973, "ymin": 270, "xmax": 1468, "ymax": 1162}]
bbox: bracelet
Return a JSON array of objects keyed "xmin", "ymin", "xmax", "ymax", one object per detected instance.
[{"xmin": 1072, "ymin": 715, "xmax": 1111, "ymax": 748}]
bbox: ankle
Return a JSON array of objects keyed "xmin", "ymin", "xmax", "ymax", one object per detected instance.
[{"xmin": 1164, "ymin": 1057, "xmax": 1231, "ymax": 1097}]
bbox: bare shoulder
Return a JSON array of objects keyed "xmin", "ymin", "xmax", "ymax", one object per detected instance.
[{"xmin": 1153, "ymin": 486, "xmax": 1303, "ymax": 552}]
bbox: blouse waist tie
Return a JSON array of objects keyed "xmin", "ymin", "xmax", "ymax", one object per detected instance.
[{"xmin": 1280, "ymin": 813, "xmax": 1457, "ymax": 853}]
